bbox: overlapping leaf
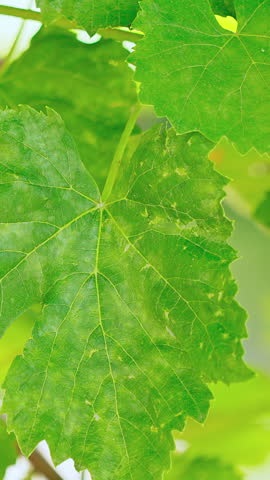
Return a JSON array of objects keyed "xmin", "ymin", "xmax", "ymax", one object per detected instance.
[
  {"xmin": 0, "ymin": 29, "xmax": 137, "ymax": 188},
  {"xmin": 1, "ymin": 107, "xmax": 250, "ymax": 479},
  {"xmin": 36, "ymin": 0, "xmax": 139, "ymax": 32},
  {"xmin": 133, "ymin": 0, "xmax": 270, "ymax": 154}
]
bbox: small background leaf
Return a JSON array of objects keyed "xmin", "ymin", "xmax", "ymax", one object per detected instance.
[
  {"xmin": 209, "ymin": 137, "xmax": 270, "ymax": 229},
  {"xmin": 165, "ymin": 455, "xmax": 244, "ymax": 480},
  {"xmin": 255, "ymin": 193, "xmax": 270, "ymax": 228},
  {"xmin": 0, "ymin": 419, "xmax": 17, "ymax": 478},
  {"xmin": 166, "ymin": 455, "xmax": 243, "ymax": 480}
]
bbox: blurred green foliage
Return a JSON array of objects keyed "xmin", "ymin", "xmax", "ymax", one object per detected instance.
[
  {"xmin": 0, "ymin": 419, "xmax": 16, "ymax": 477},
  {"xmin": 210, "ymin": 139, "xmax": 270, "ymax": 228},
  {"xmin": 165, "ymin": 374, "xmax": 270, "ymax": 479},
  {"xmin": 174, "ymin": 374, "xmax": 270, "ymax": 466},
  {"xmin": 166, "ymin": 456, "xmax": 242, "ymax": 480}
]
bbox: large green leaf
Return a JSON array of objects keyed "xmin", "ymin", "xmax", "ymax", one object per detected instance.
[
  {"xmin": 166, "ymin": 456, "xmax": 243, "ymax": 480},
  {"xmin": 0, "ymin": 29, "xmax": 137, "ymax": 188},
  {"xmin": 36, "ymin": 0, "xmax": 139, "ymax": 32},
  {"xmin": 0, "ymin": 420, "xmax": 16, "ymax": 478},
  {"xmin": 133, "ymin": 0, "xmax": 270, "ymax": 154},
  {"xmin": 1, "ymin": 107, "xmax": 250, "ymax": 479}
]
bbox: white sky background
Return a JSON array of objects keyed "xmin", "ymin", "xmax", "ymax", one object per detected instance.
[
  {"xmin": 0, "ymin": 1, "xmax": 40, "ymax": 59},
  {"xmin": 0, "ymin": 1, "xmax": 269, "ymax": 479}
]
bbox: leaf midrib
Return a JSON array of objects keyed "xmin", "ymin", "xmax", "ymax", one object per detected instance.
[{"xmin": 94, "ymin": 208, "xmax": 134, "ymax": 480}]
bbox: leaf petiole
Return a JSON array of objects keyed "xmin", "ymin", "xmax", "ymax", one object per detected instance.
[
  {"xmin": 102, "ymin": 103, "xmax": 141, "ymax": 201},
  {"xmin": 0, "ymin": 6, "xmax": 144, "ymax": 42}
]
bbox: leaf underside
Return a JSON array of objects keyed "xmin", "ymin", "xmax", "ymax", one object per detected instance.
[
  {"xmin": 0, "ymin": 107, "xmax": 251, "ymax": 479},
  {"xmin": 36, "ymin": 0, "xmax": 139, "ymax": 33},
  {"xmin": 0, "ymin": 29, "xmax": 137, "ymax": 189},
  {"xmin": 132, "ymin": 0, "xmax": 270, "ymax": 154}
]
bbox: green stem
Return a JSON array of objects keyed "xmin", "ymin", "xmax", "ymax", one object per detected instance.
[
  {"xmin": 102, "ymin": 104, "xmax": 141, "ymax": 201},
  {"xmin": 99, "ymin": 27, "xmax": 143, "ymax": 42},
  {"xmin": 0, "ymin": 5, "xmax": 144, "ymax": 42},
  {"xmin": 0, "ymin": 5, "xmax": 72, "ymax": 25}
]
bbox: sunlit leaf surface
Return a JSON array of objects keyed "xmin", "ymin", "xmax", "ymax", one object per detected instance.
[
  {"xmin": 133, "ymin": 0, "xmax": 270, "ymax": 153},
  {"xmin": 0, "ymin": 107, "xmax": 250, "ymax": 479}
]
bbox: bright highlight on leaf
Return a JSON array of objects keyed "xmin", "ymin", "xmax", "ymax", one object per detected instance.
[
  {"xmin": 0, "ymin": 107, "xmax": 250, "ymax": 479},
  {"xmin": 133, "ymin": 0, "xmax": 270, "ymax": 154},
  {"xmin": 36, "ymin": 0, "xmax": 139, "ymax": 32}
]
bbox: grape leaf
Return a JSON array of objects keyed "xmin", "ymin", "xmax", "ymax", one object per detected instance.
[
  {"xmin": 167, "ymin": 456, "xmax": 243, "ymax": 480},
  {"xmin": 36, "ymin": 0, "xmax": 139, "ymax": 32},
  {"xmin": 1, "ymin": 107, "xmax": 250, "ymax": 479},
  {"xmin": 133, "ymin": 0, "xmax": 270, "ymax": 154},
  {"xmin": 211, "ymin": 0, "xmax": 236, "ymax": 17},
  {"xmin": 0, "ymin": 420, "xmax": 16, "ymax": 478},
  {"xmin": 0, "ymin": 29, "xmax": 137, "ymax": 188}
]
